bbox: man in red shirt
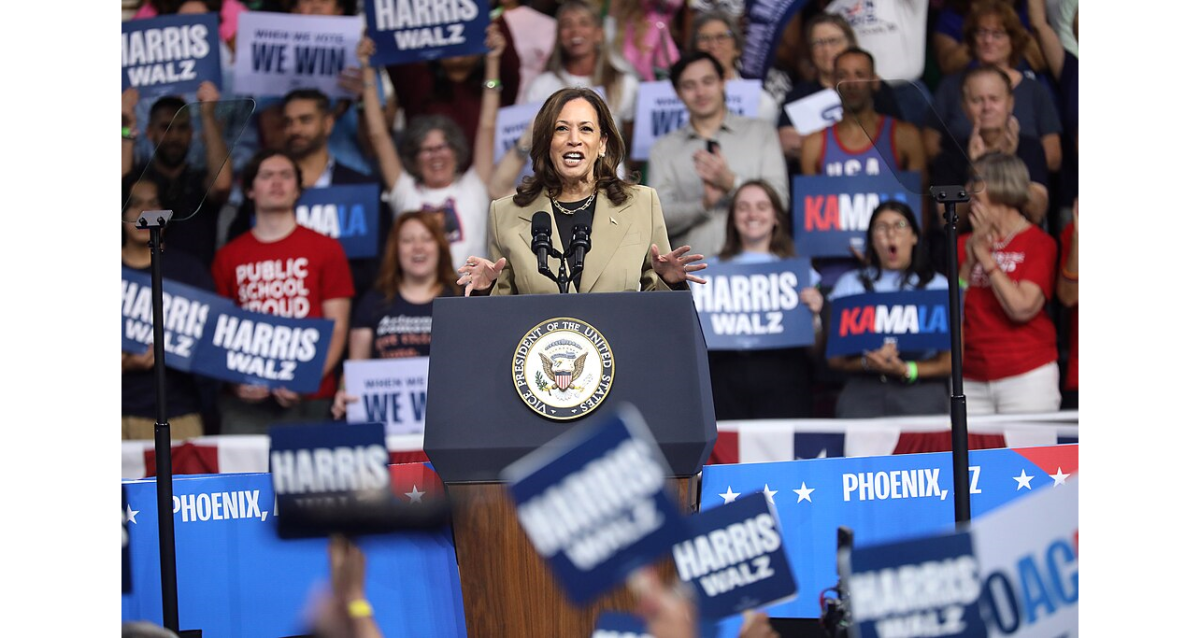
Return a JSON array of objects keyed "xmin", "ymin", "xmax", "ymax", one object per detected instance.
[{"xmin": 211, "ymin": 149, "xmax": 355, "ymax": 434}]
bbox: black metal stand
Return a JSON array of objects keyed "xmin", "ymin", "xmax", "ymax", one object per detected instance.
[
  {"xmin": 930, "ymin": 186, "xmax": 972, "ymax": 525},
  {"xmin": 135, "ymin": 209, "xmax": 186, "ymax": 634},
  {"xmin": 536, "ymin": 247, "xmax": 570, "ymax": 294}
]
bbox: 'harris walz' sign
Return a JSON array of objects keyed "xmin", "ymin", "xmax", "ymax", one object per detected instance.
[
  {"xmin": 826, "ymin": 290, "xmax": 952, "ymax": 358},
  {"xmin": 689, "ymin": 258, "xmax": 815, "ymax": 351},
  {"xmin": 364, "ymin": 0, "xmax": 489, "ymax": 66},
  {"xmin": 122, "ymin": 267, "xmax": 335, "ymax": 392},
  {"xmin": 122, "ymin": 13, "xmax": 222, "ymax": 97},
  {"xmin": 502, "ymin": 405, "xmax": 688, "ymax": 605},
  {"xmin": 791, "ymin": 172, "xmax": 921, "ymax": 258}
]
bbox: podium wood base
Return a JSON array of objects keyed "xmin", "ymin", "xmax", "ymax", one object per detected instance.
[{"xmin": 447, "ymin": 476, "xmax": 698, "ymax": 637}]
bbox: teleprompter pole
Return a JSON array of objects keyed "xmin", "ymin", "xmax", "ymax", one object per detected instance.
[
  {"xmin": 930, "ymin": 187, "xmax": 972, "ymax": 525},
  {"xmin": 137, "ymin": 210, "xmax": 182, "ymax": 632}
]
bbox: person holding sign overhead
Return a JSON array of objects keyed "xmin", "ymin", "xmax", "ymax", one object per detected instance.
[
  {"xmin": 825, "ymin": 201, "xmax": 951, "ymax": 418},
  {"xmin": 958, "ymin": 152, "xmax": 1059, "ymax": 414},
  {"xmin": 331, "ymin": 211, "xmax": 460, "ymax": 419},
  {"xmin": 358, "ymin": 25, "xmax": 505, "ymax": 271},
  {"xmin": 707, "ymin": 180, "xmax": 824, "ymax": 419},
  {"xmin": 455, "ymin": 87, "xmax": 707, "ymax": 295}
]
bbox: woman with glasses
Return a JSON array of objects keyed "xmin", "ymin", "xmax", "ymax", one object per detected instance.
[
  {"xmin": 687, "ymin": 11, "xmax": 780, "ymax": 123},
  {"xmin": 706, "ymin": 180, "xmax": 825, "ymax": 419},
  {"xmin": 924, "ymin": 0, "xmax": 1062, "ymax": 173},
  {"xmin": 825, "ymin": 200, "xmax": 952, "ymax": 418},
  {"xmin": 956, "ymin": 152, "xmax": 1059, "ymax": 414},
  {"xmin": 358, "ymin": 26, "xmax": 505, "ymax": 270}
]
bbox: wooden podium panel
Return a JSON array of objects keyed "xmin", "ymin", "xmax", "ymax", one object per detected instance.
[{"xmin": 447, "ymin": 476, "xmax": 698, "ymax": 637}]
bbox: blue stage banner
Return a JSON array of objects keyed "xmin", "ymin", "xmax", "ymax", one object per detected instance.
[
  {"xmin": 741, "ymin": 0, "xmax": 809, "ymax": 79},
  {"xmin": 121, "ymin": 472, "xmax": 468, "ymax": 638},
  {"xmin": 121, "ymin": 267, "xmax": 235, "ymax": 372},
  {"xmin": 191, "ymin": 303, "xmax": 335, "ymax": 393},
  {"xmin": 791, "ymin": 172, "xmax": 921, "ymax": 258},
  {"xmin": 674, "ymin": 491, "xmax": 797, "ymax": 620},
  {"xmin": 122, "ymin": 13, "xmax": 222, "ymax": 97},
  {"xmin": 364, "ymin": 0, "xmax": 489, "ymax": 66},
  {"xmin": 295, "ymin": 184, "xmax": 382, "ymax": 259},
  {"xmin": 502, "ymin": 405, "xmax": 690, "ymax": 605},
  {"xmin": 689, "ymin": 258, "xmax": 814, "ymax": 350},
  {"xmin": 593, "ymin": 611, "xmax": 651, "ymax": 637},
  {"xmin": 698, "ymin": 444, "xmax": 1077, "ymax": 636},
  {"xmin": 825, "ymin": 290, "xmax": 952, "ymax": 357},
  {"xmin": 849, "ymin": 531, "xmax": 987, "ymax": 638}
]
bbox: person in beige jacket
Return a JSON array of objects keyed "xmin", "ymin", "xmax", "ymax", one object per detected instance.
[{"xmin": 456, "ymin": 87, "xmax": 707, "ymax": 295}]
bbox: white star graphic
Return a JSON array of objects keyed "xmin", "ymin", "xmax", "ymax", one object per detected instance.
[
  {"xmin": 793, "ymin": 483, "xmax": 815, "ymax": 503},
  {"xmin": 719, "ymin": 486, "xmax": 740, "ymax": 504},
  {"xmin": 762, "ymin": 484, "xmax": 778, "ymax": 503},
  {"xmin": 1013, "ymin": 470, "xmax": 1034, "ymax": 490},
  {"xmin": 404, "ymin": 485, "xmax": 425, "ymax": 503},
  {"xmin": 1051, "ymin": 467, "xmax": 1070, "ymax": 486},
  {"xmin": 125, "ymin": 504, "xmax": 140, "ymax": 524},
  {"xmin": 816, "ymin": 449, "xmax": 828, "ymax": 459}
]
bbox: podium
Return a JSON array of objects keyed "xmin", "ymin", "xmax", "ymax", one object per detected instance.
[{"xmin": 425, "ymin": 291, "xmax": 717, "ymax": 636}]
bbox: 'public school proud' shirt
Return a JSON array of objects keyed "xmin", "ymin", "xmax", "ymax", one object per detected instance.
[{"xmin": 211, "ymin": 225, "xmax": 355, "ymax": 398}]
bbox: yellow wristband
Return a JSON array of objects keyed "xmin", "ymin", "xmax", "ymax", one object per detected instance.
[
  {"xmin": 347, "ymin": 599, "xmax": 373, "ymax": 619},
  {"xmin": 905, "ymin": 361, "xmax": 918, "ymax": 384}
]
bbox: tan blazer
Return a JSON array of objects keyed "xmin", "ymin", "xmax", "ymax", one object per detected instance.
[{"xmin": 486, "ymin": 184, "xmax": 678, "ymax": 295}]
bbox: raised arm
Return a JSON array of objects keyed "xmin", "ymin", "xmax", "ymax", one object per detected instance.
[
  {"xmin": 488, "ymin": 121, "xmax": 532, "ymax": 200},
  {"xmin": 1026, "ymin": 0, "xmax": 1065, "ymax": 79},
  {"xmin": 357, "ymin": 37, "xmax": 405, "ymax": 192},
  {"xmin": 472, "ymin": 22, "xmax": 506, "ymax": 186},
  {"xmin": 122, "ymin": 88, "xmax": 139, "ymax": 178},
  {"xmin": 197, "ymin": 81, "xmax": 232, "ymax": 204}
]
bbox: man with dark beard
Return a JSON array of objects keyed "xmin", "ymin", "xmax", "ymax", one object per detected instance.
[{"xmin": 125, "ymin": 82, "xmax": 232, "ymax": 269}]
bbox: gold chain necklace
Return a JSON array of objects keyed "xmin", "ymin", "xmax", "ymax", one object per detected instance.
[{"xmin": 551, "ymin": 191, "xmax": 595, "ymax": 216}]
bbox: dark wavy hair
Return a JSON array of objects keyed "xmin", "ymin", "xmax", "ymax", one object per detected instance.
[
  {"xmin": 859, "ymin": 200, "xmax": 935, "ymax": 291},
  {"xmin": 718, "ymin": 180, "xmax": 796, "ymax": 261},
  {"xmin": 514, "ymin": 87, "xmax": 634, "ymax": 207},
  {"xmin": 376, "ymin": 210, "xmax": 461, "ymax": 301}
]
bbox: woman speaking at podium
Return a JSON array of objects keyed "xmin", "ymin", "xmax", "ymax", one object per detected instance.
[{"xmin": 455, "ymin": 87, "xmax": 706, "ymax": 294}]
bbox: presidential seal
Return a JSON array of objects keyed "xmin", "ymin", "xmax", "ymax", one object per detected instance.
[{"xmin": 512, "ymin": 317, "xmax": 614, "ymax": 420}]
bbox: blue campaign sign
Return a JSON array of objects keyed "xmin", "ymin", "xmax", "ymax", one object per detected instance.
[
  {"xmin": 791, "ymin": 172, "xmax": 922, "ymax": 258},
  {"xmin": 295, "ymin": 184, "xmax": 382, "ymax": 259},
  {"xmin": 849, "ymin": 531, "xmax": 987, "ymax": 638},
  {"xmin": 268, "ymin": 421, "xmax": 390, "ymax": 498},
  {"xmin": 593, "ymin": 611, "xmax": 651, "ymax": 637},
  {"xmin": 689, "ymin": 259, "xmax": 814, "ymax": 350},
  {"xmin": 191, "ymin": 303, "xmax": 335, "ymax": 393},
  {"xmin": 697, "ymin": 444, "xmax": 1077, "ymax": 635},
  {"xmin": 121, "ymin": 472, "xmax": 468, "ymax": 637},
  {"xmin": 674, "ymin": 491, "xmax": 797, "ymax": 620},
  {"xmin": 364, "ymin": 0, "xmax": 489, "ymax": 66},
  {"xmin": 826, "ymin": 289, "xmax": 952, "ymax": 357},
  {"xmin": 122, "ymin": 13, "xmax": 222, "ymax": 97},
  {"xmin": 121, "ymin": 267, "xmax": 236, "ymax": 372},
  {"xmin": 741, "ymin": 0, "xmax": 809, "ymax": 80},
  {"xmin": 502, "ymin": 405, "xmax": 690, "ymax": 605}
]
